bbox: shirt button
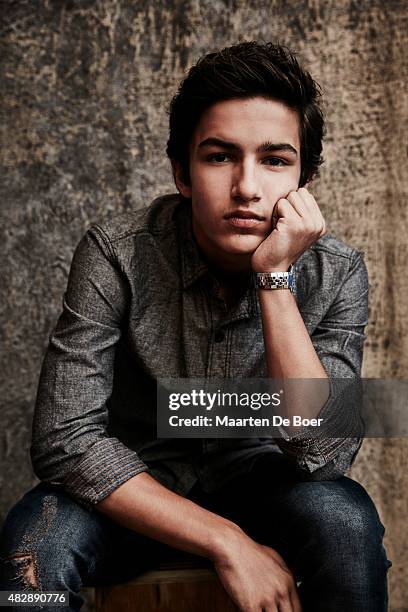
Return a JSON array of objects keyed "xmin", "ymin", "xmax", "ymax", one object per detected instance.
[{"xmin": 214, "ymin": 330, "xmax": 225, "ymax": 343}]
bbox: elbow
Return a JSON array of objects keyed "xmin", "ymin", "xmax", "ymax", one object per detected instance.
[
  {"xmin": 297, "ymin": 437, "xmax": 363, "ymax": 482},
  {"xmin": 30, "ymin": 440, "xmax": 57, "ymax": 483},
  {"xmin": 30, "ymin": 434, "xmax": 73, "ymax": 486},
  {"xmin": 296, "ymin": 461, "xmax": 348, "ymax": 482}
]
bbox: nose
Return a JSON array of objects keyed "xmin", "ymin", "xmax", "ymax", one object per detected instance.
[{"xmin": 231, "ymin": 160, "xmax": 261, "ymax": 203}]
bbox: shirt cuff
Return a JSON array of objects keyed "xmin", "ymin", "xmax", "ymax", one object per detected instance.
[
  {"xmin": 62, "ymin": 437, "xmax": 149, "ymax": 508},
  {"xmin": 274, "ymin": 377, "xmax": 364, "ymax": 475}
]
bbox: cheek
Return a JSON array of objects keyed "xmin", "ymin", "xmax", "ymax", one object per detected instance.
[
  {"xmin": 191, "ymin": 162, "xmax": 230, "ymax": 189},
  {"xmin": 196, "ymin": 171, "xmax": 226, "ymax": 195},
  {"xmin": 191, "ymin": 174, "xmax": 228, "ymax": 217},
  {"xmin": 268, "ymin": 175, "xmax": 300, "ymax": 201},
  {"xmin": 192, "ymin": 194, "xmax": 216, "ymax": 225}
]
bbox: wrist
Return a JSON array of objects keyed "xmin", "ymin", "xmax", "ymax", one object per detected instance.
[
  {"xmin": 252, "ymin": 261, "xmax": 292, "ymax": 273},
  {"xmin": 207, "ymin": 519, "xmax": 245, "ymax": 564},
  {"xmin": 254, "ymin": 267, "xmax": 290, "ymax": 273}
]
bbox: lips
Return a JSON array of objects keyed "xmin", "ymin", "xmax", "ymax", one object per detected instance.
[
  {"xmin": 224, "ymin": 210, "xmax": 265, "ymax": 220},
  {"xmin": 224, "ymin": 210, "xmax": 266, "ymax": 229}
]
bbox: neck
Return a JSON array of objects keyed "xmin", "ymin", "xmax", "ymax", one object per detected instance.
[
  {"xmin": 193, "ymin": 233, "xmax": 252, "ymax": 276},
  {"xmin": 209, "ymin": 263, "xmax": 250, "ymax": 286},
  {"xmin": 196, "ymin": 245, "xmax": 251, "ymax": 283}
]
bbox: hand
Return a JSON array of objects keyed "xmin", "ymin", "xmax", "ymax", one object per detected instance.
[
  {"xmin": 212, "ymin": 525, "xmax": 302, "ymax": 612},
  {"xmin": 251, "ymin": 187, "xmax": 326, "ymax": 273}
]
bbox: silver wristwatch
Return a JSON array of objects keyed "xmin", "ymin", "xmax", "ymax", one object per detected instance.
[{"xmin": 255, "ymin": 265, "xmax": 294, "ymax": 291}]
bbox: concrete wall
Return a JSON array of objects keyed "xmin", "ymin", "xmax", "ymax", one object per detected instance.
[{"xmin": 1, "ymin": 1, "xmax": 407, "ymax": 608}]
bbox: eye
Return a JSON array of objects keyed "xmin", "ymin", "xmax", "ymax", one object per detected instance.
[
  {"xmin": 263, "ymin": 157, "xmax": 287, "ymax": 166},
  {"xmin": 207, "ymin": 153, "xmax": 231, "ymax": 163}
]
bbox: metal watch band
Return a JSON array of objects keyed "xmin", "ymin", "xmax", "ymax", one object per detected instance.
[{"xmin": 255, "ymin": 265, "xmax": 294, "ymax": 291}]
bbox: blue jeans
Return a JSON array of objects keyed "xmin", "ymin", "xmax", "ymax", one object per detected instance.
[{"xmin": 0, "ymin": 452, "xmax": 391, "ymax": 611}]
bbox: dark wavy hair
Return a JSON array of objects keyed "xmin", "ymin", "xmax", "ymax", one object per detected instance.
[{"xmin": 166, "ymin": 41, "xmax": 325, "ymax": 188}]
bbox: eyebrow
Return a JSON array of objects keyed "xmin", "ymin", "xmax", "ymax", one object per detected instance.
[{"xmin": 197, "ymin": 137, "xmax": 298, "ymax": 157}]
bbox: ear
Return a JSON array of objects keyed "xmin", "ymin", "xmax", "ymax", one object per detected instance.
[{"xmin": 171, "ymin": 160, "xmax": 192, "ymax": 199}]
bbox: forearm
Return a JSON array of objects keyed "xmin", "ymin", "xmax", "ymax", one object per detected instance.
[
  {"xmin": 96, "ymin": 472, "xmax": 304, "ymax": 610},
  {"xmin": 258, "ymin": 288, "xmax": 329, "ymax": 423},
  {"xmin": 258, "ymin": 289, "xmax": 326, "ymax": 378},
  {"xmin": 96, "ymin": 471, "xmax": 241, "ymax": 562}
]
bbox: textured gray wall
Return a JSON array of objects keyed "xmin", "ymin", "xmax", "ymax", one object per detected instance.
[{"xmin": 1, "ymin": 1, "xmax": 407, "ymax": 609}]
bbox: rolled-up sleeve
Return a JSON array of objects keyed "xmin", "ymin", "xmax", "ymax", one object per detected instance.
[
  {"xmin": 275, "ymin": 249, "xmax": 369, "ymax": 480},
  {"xmin": 30, "ymin": 227, "xmax": 149, "ymax": 508}
]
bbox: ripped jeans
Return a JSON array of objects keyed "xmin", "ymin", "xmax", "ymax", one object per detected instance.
[{"xmin": 0, "ymin": 452, "xmax": 392, "ymax": 611}]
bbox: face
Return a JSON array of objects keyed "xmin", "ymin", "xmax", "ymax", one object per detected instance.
[{"xmin": 174, "ymin": 96, "xmax": 302, "ymax": 272}]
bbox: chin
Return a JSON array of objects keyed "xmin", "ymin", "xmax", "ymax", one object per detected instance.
[{"xmin": 220, "ymin": 237, "xmax": 262, "ymax": 256}]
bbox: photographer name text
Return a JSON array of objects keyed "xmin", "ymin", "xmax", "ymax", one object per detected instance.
[{"xmin": 168, "ymin": 415, "xmax": 323, "ymax": 428}]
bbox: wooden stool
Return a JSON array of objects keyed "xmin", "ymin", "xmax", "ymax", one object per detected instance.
[{"xmin": 95, "ymin": 554, "xmax": 238, "ymax": 612}]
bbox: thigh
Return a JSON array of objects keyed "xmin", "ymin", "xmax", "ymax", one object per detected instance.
[
  {"xmin": 240, "ymin": 452, "xmax": 385, "ymax": 549},
  {"xmin": 190, "ymin": 450, "xmax": 386, "ymax": 562}
]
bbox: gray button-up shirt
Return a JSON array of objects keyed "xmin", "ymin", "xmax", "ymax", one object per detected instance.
[{"xmin": 31, "ymin": 193, "xmax": 369, "ymax": 509}]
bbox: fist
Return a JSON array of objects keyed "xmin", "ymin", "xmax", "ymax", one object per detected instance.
[{"xmin": 251, "ymin": 187, "xmax": 326, "ymax": 273}]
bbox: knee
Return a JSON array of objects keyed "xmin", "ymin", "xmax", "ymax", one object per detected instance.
[
  {"xmin": 0, "ymin": 484, "xmax": 99, "ymax": 591},
  {"xmin": 315, "ymin": 479, "xmax": 382, "ymax": 540},
  {"xmin": 298, "ymin": 478, "xmax": 389, "ymax": 568}
]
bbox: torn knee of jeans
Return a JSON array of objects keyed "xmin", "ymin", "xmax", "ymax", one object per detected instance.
[{"xmin": 7, "ymin": 552, "xmax": 40, "ymax": 590}]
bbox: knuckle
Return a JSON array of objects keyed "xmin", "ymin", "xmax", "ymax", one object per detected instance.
[
  {"xmin": 281, "ymin": 569, "xmax": 295, "ymax": 587},
  {"xmin": 279, "ymin": 575, "xmax": 292, "ymax": 592},
  {"xmin": 276, "ymin": 586, "xmax": 290, "ymax": 601},
  {"xmin": 278, "ymin": 199, "xmax": 290, "ymax": 212}
]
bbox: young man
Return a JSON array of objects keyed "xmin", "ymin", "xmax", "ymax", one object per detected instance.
[{"xmin": 0, "ymin": 41, "xmax": 390, "ymax": 611}]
